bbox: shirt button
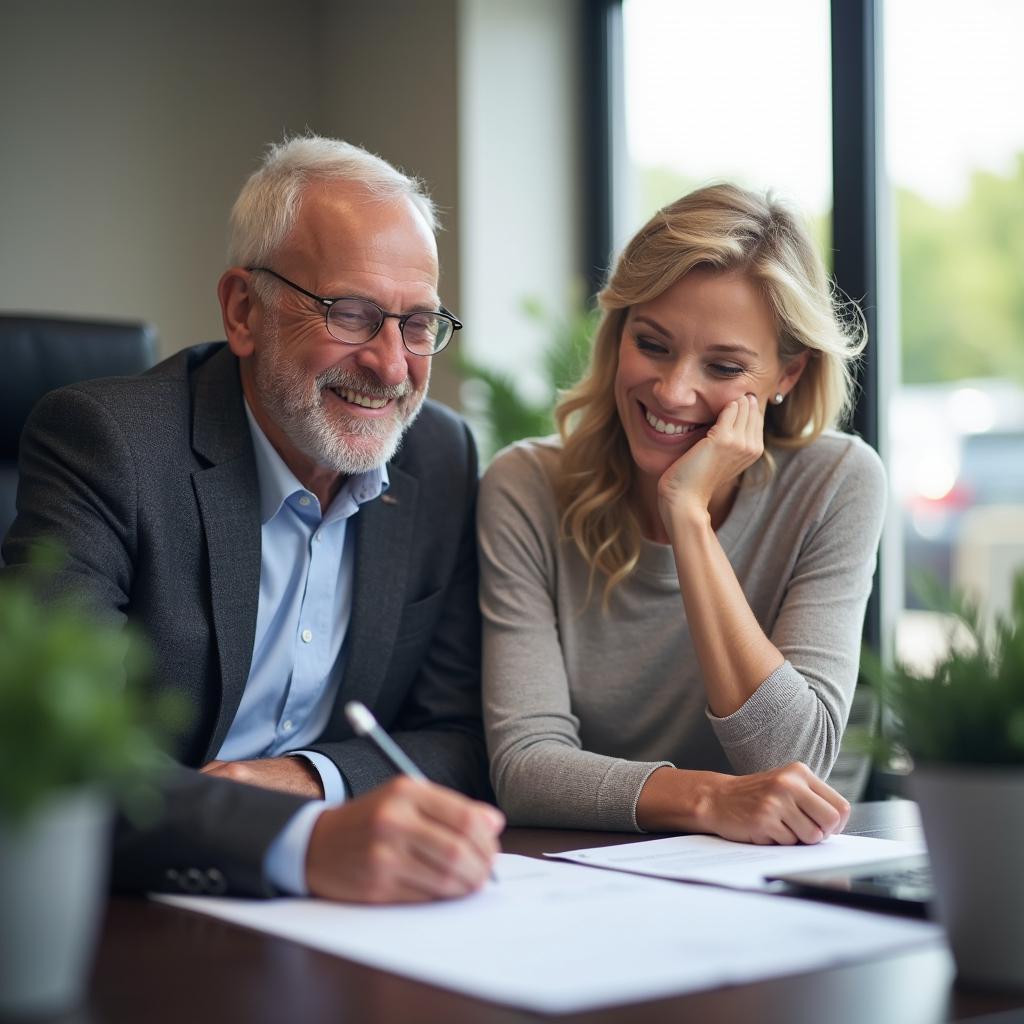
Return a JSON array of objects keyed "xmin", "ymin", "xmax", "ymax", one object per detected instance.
[
  {"xmin": 283, "ymin": 719, "xmax": 294, "ymax": 732},
  {"xmin": 301, "ymin": 628, "xmax": 313, "ymax": 643},
  {"xmin": 298, "ymin": 495, "xmax": 311, "ymax": 507},
  {"xmin": 314, "ymin": 534, "xmax": 322, "ymax": 543}
]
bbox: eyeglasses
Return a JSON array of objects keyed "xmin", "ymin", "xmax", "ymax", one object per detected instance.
[{"xmin": 247, "ymin": 267, "xmax": 462, "ymax": 357}]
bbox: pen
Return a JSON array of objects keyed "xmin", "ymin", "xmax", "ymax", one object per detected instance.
[
  {"xmin": 345, "ymin": 700, "xmax": 427, "ymax": 780},
  {"xmin": 344, "ymin": 700, "xmax": 498, "ymax": 883}
]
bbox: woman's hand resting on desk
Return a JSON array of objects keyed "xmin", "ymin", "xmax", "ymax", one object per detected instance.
[{"xmin": 636, "ymin": 762, "xmax": 850, "ymax": 845}]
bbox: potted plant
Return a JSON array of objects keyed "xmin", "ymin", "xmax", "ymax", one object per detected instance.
[
  {"xmin": 863, "ymin": 571, "xmax": 1024, "ymax": 990},
  {"xmin": 0, "ymin": 546, "xmax": 175, "ymax": 1017}
]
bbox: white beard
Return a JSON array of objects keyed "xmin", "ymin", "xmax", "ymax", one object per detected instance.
[{"xmin": 252, "ymin": 322, "xmax": 428, "ymax": 475}]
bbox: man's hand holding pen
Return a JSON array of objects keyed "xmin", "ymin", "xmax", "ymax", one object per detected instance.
[{"xmin": 306, "ymin": 777, "xmax": 505, "ymax": 903}]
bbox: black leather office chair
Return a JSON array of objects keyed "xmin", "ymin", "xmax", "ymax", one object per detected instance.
[{"xmin": 0, "ymin": 314, "xmax": 158, "ymax": 557}]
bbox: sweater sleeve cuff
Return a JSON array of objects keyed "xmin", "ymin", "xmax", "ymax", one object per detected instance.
[{"xmin": 629, "ymin": 761, "xmax": 676, "ymax": 833}]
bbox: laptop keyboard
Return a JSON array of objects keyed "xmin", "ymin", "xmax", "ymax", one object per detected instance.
[{"xmin": 859, "ymin": 863, "xmax": 933, "ymax": 899}]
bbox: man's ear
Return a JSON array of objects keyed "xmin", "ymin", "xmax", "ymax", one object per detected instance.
[{"xmin": 218, "ymin": 268, "xmax": 258, "ymax": 358}]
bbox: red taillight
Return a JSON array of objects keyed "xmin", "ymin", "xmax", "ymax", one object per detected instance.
[{"xmin": 909, "ymin": 482, "xmax": 974, "ymax": 515}]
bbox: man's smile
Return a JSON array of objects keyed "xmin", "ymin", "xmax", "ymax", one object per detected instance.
[{"xmin": 329, "ymin": 386, "xmax": 391, "ymax": 411}]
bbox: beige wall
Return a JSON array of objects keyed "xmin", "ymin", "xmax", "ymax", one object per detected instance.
[
  {"xmin": 317, "ymin": 0, "xmax": 463, "ymax": 405},
  {"xmin": 0, "ymin": 0, "xmax": 319, "ymax": 354},
  {"xmin": 0, "ymin": 0, "xmax": 583, "ymax": 413}
]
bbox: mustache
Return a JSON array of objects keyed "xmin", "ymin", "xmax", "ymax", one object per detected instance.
[{"xmin": 315, "ymin": 367, "xmax": 412, "ymax": 401}]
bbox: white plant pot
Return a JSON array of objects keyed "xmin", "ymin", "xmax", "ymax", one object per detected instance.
[
  {"xmin": 0, "ymin": 790, "xmax": 112, "ymax": 1016},
  {"xmin": 910, "ymin": 764, "xmax": 1024, "ymax": 990}
]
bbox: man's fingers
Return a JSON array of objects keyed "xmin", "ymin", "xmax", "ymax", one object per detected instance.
[
  {"xmin": 368, "ymin": 780, "xmax": 498, "ymax": 894},
  {"xmin": 356, "ymin": 840, "xmax": 455, "ymax": 904},
  {"xmin": 366, "ymin": 824, "xmax": 488, "ymax": 901},
  {"xmin": 375, "ymin": 838, "xmax": 477, "ymax": 902},
  {"xmin": 309, "ymin": 796, "xmax": 488, "ymax": 904},
  {"xmin": 405, "ymin": 832, "xmax": 491, "ymax": 897},
  {"xmin": 399, "ymin": 778, "xmax": 504, "ymax": 861},
  {"xmin": 399, "ymin": 801, "xmax": 497, "ymax": 891}
]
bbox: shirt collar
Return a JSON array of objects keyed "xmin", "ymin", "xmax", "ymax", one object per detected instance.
[{"xmin": 243, "ymin": 400, "xmax": 389, "ymax": 524}]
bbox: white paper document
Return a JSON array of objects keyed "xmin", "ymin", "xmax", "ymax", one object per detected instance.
[
  {"xmin": 157, "ymin": 853, "xmax": 943, "ymax": 1014},
  {"xmin": 546, "ymin": 832, "xmax": 928, "ymax": 890}
]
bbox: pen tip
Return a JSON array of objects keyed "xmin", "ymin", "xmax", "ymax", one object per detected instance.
[{"xmin": 345, "ymin": 701, "xmax": 376, "ymax": 736}]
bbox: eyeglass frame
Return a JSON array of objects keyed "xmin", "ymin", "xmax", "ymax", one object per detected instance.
[{"xmin": 246, "ymin": 266, "xmax": 462, "ymax": 356}]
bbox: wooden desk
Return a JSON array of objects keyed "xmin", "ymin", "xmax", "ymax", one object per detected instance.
[{"xmin": 85, "ymin": 801, "xmax": 1023, "ymax": 1023}]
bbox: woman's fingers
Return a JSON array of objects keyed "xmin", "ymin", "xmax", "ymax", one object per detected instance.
[
  {"xmin": 780, "ymin": 769, "xmax": 848, "ymax": 844},
  {"xmin": 705, "ymin": 762, "xmax": 849, "ymax": 846},
  {"xmin": 807, "ymin": 774, "xmax": 852, "ymax": 832},
  {"xmin": 744, "ymin": 393, "xmax": 762, "ymax": 444},
  {"xmin": 713, "ymin": 397, "xmax": 741, "ymax": 433}
]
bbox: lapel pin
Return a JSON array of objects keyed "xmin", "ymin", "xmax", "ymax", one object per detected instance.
[{"xmin": 380, "ymin": 494, "xmax": 399, "ymax": 506}]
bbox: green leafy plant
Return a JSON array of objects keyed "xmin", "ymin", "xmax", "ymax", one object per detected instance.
[
  {"xmin": 861, "ymin": 571, "xmax": 1024, "ymax": 766},
  {"xmin": 457, "ymin": 296, "xmax": 598, "ymax": 461},
  {"xmin": 0, "ymin": 545, "xmax": 183, "ymax": 822}
]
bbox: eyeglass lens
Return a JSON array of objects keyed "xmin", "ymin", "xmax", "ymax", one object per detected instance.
[{"xmin": 326, "ymin": 299, "xmax": 452, "ymax": 355}]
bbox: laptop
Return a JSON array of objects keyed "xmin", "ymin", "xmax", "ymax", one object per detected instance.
[{"xmin": 766, "ymin": 853, "xmax": 933, "ymax": 916}]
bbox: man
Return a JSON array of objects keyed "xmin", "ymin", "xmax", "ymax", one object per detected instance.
[{"xmin": 1, "ymin": 136, "xmax": 503, "ymax": 902}]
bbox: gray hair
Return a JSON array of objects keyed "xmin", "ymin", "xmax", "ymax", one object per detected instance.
[{"xmin": 227, "ymin": 134, "xmax": 437, "ymax": 270}]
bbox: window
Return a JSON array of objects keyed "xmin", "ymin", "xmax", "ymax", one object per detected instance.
[
  {"xmin": 885, "ymin": 0, "xmax": 1024, "ymax": 670},
  {"xmin": 621, "ymin": 0, "xmax": 833, "ymax": 253}
]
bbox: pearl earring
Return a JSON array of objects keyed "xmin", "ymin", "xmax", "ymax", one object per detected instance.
[{"xmin": 773, "ymin": 392, "xmax": 784, "ymax": 405}]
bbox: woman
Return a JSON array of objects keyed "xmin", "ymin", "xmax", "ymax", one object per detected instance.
[{"xmin": 479, "ymin": 184, "xmax": 885, "ymax": 845}]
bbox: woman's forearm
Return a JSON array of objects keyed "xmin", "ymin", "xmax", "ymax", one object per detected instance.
[
  {"xmin": 668, "ymin": 506, "xmax": 783, "ymax": 717},
  {"xmin": 635, "ymin": 765, "xmax": 720, "ymax": 832},
  {"xmin": 489, "ymin": 726, "xmax": 673, "ymax": 831}
]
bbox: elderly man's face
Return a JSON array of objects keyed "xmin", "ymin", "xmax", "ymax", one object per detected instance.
[{"xmin": 248, "ymin": 182, "xmax": 437, "ymax": 479}]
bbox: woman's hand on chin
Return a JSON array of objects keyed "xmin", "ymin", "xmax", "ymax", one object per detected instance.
[{"xmin": 657, "ymin": 393, "xmax": 764, "ymax": 532}]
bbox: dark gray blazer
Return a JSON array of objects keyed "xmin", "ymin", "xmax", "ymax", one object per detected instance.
[{"xmin": 2, "ymin": 343, "xmax": 488, "ymax": 895}]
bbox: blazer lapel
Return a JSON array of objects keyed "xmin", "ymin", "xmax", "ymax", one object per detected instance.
[
  {"xmin": 189, "ymin": 348, "xmax": 262, "ymax": 760},
  {"xmin": 336, "ymin": 463, "xmax": 419, "ymax": 719}
]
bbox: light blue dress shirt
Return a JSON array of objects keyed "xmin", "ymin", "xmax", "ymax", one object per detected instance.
[{"xmin": 216, "ymin": 402, "xmax": 387, "ymax": 894}]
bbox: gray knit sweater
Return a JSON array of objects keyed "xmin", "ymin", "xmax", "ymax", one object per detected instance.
[{"xmin": 479, "ymin": 433, "xmax": 886, "ymax": 831}]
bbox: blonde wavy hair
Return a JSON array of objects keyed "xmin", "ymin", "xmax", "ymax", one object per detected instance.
[{"xmin": 555, "ymin": 182, "xmax": 865, "ymax": 605}]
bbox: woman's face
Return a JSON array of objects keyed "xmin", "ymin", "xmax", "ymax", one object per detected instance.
[{"xmin": 613, "ymin": 267, "xmax": 805, "ymax": 483}]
